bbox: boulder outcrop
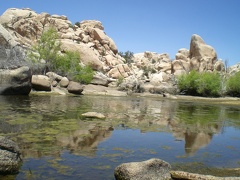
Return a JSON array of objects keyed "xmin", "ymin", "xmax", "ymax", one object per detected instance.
[
  {"xmin": 0, "ymin": 23, "xmax": 31, "ymax": 95},
  {"xmin": 0, "ymin": 66, "xmax": 32, "ymax": 95},
  {"xmin": 0, "ymin": 136, "xmax": 22, "ymax": 174},
  {"xmin": 0, "ymin": 8, "xmax": 123, "ymax": 72},
  {"xmin": 172, "ymin": 34, "xmax": 224, "ymax": 75},
  {"xmin": 0, "ymin": 8, "xmax": 228, "ymax": 96}
]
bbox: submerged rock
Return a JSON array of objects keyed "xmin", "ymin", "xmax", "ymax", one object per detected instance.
[
  {"xmin": 114, "ymin": 158, "xmax": 171, "ymax": 180},
  {"xmin": 82, "ymin": 112, "xmax": 106, "ymax": 119},
  {"xmin": 0, "ymin": 136, "xmax": 22, "ymax": 174}
]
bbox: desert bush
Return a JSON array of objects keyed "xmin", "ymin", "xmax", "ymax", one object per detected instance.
[
  {"xmin": 72, "ymin": 64, "xmax": 94, "ymax": 84},
  {"xmin": 28, "ymin": 27, "xmax": 94, "ymax": 84},
  {"xmin": 177, "ymin": 70, "xmax": 221, "ymax": 97},
  {"xmin": 119, "ymin": 51, "xmax": 134, "ymax": 64},
  {"xmin": 28, "ymin": 27, "xmax": 61, "ymax": 74},
  {"xmin": 177, "ymin": 70, "xmax": 200, "ymax": 95},
  {"xmin": 226, "ymin": 71, "xmax": 240, "ymax": 97},
  {"xmin": 197, "ymin": 71, "xmax": 221, "ymax": 97}
]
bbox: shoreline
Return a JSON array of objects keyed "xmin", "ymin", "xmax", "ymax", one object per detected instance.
[{"xmin": 29, "ymin": 84, "xmax": 240, "ymax": 106}]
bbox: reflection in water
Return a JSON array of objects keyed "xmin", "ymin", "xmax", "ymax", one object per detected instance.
[
  {"xmin": 184, "ymin": 131, "xmax": 213, "ymax": 156},
  {"xmin": 0, "ymin": 95, "xmax": 240, "ymax": 179}
]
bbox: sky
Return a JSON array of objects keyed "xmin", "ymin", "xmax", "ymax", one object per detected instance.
[{"xmin": 0, "ymin": 0, "xmax": 240, "ymax": 66}]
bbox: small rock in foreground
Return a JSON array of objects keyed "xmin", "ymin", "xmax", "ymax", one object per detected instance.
[
  {"xmin": 114, "ymin": 158, "xmax": 171, "ymax": 180},
  {"xmin": 82, "ymin": 112, "xmax": 106, "ymax": 119}
]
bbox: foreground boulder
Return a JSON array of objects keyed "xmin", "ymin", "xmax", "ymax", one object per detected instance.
[
  {"xmin": 31, "ymin": 75, "xmax": 51, "ymax": 91},
  {"xmin": 0, "ymin": 23, "xmax": 31, "ymax": 95},
  {"xmin": 170, "ymin": 171, "xmax": 240, "ymax": 180},
  {"xmin": 82, "ymin": 112, "xmax": 106, "ymax": 119},
  {"xmin": 0, "ymin": 136, "xmax": 22, "ymax": 174},
  {"xmin": 67, "ymin": 81, "xmax": 84, "ymax": 94},
  {"xmin": 0, "ymin": 66, "xmax": 32, "ymax": 95},
  {"xmin": 114, "ymin": 158, "xmax": 171, "ymax": 180}
]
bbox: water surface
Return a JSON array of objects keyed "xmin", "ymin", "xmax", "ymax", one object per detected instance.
[{"xmin": 0, "ymin": 95, "xmax": 239, "ymax": 179}]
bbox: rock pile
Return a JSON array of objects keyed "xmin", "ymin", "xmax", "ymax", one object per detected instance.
[
  {"xmin": 31, "ymin": 72, "xmax": 84, "ymax": 95},
  {"xmin": 0, "ymin": 8, "xmax": 129, "ymax": 75},
  {"xmin": 0, "ymin": 8, "xmax": 227, "ymax": 95}
]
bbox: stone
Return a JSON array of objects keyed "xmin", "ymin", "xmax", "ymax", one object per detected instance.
[
  {"xmin": 31, "ymin": 75, "xmax": 51, "ymax": 91},
  {"xmin": 0, "ymin": 8, "xmax": 37, "ymax": 24},
  {"xmin": 0, "ymin": 136, "xmax": 22, "ymax": 174},
  {"xmin": 172, "ymin": 60, "xmax": 190, "ymax": 74},
  {"xmin": 82, "ymin": 112, "xmax": 106, "ymax": 119},
  {"xmin": 155, "ymin": 62, "xmax": 172, "ymax": 73},
  {"xmin": 229, "ymin": 63, "xmax": 240, "ymax": 75},
  {"xmin": 46, "ymin": 72, "xmax": 63, "ymax": 81},
  {"xmin": 189, "ymin": 34, "xmax": 217, "ymax": 71},
  {"xmin": 91, "ymin": 72, "xmax": 110, "ymax": 86},
  {"xmin": 67, "ymin": 81, "xmax": 84, "ymax": 94},
  {"xmin": 61, "ymin": 39, "xmax": 103, "ymax": 70},
  {"xmin": 0, "ymin": 24, "xmax": 27, "ymax": 69},
  {"xmin": 214, "ymin": 60, "xmax": 225, "ymax": 72},
  {"xmin": 170, "ymin": 171, "xmax": 240, "ymax": 180},
  {"xmin": 80, "ymin": 20, "xmax": 104, "ymax": 30},
  {"xmin": 0, "ymin": 66, "xmax": 32, "ymax": 95},
  {"xmin": 114, "ymin": 158, "xmax": 172, "ymax": 180},
  {"xmin": 59, "ymin": 77, "xmax": 69, "ymax": 87},
  {"xmin": 118, "ymin": 75, "xmax": 144, "ymax": 93}
]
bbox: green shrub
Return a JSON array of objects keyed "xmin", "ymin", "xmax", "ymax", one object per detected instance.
[
  {"xmin": 28, "ymin": 27, "xmax": 61, "ymax": 74},
  {"xmin": 197, "ymin": 71, "xmax": 221, "ymax": 97},
  {"xmin": 75, "ymin": 22, "xmax": 80, "ymax": 27},
  {"xmin": 177, "ymin": 70, "xmax": 200, "ymax": 95},
  {"xmin": 72, "ymin": 64, "xmax": 94, "ymax": 84},
  {"xmin": 119, "ymin": 51, "xmax": 134, "ymax": 64},
  {"xmin": 53, "ymin": 51, "xmax": 94, "ymax": 84},
  {"xmin": 116, "ymin": 76, "xmax": 124, "ymax": 86},
  {"xmin": 28, "ymin": 28, "xmax": 94, "ymax": 84},
  {"xmin": 226, "ymin": 71, "xmax": 240, "ymax": 97},
  {"xmin": 177, "ymin": 70, "xmax": 221, "ymax": 97}
]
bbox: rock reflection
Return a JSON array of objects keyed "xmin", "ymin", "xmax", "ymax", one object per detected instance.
[
  {"xmin": 0, "ymin": 95, "xmax": 238, "ymax": 160},
  {"xmin": 169, "ymin": 103, "xmax": 223, "ymax": 156},
  {"xmin": 56, "ymin": 126, "xmax": 113, "ymax": 157}
]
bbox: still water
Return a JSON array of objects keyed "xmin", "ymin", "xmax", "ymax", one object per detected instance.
[{"xmin": 0, "ymin": 95, "xmax": 240, "ymax": 179}]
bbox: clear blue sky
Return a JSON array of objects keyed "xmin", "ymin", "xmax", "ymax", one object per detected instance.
[{"xmin": 1, "ymin": 0, "xmax": 239, "ymax": 65}]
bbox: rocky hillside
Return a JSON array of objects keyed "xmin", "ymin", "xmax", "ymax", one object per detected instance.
[{"xmin": 0, "ymin": 8, "xmax": 230, "ymax": 94}]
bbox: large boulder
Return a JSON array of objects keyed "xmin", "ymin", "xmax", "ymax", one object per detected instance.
[
  {"xmin": 61, "ymin": 39, "xmax": 103, "ymax": 71},
  {"xmin": 0, "ymin": 24, "xmax": 27, "ymax": 69},
  {"xmin": 0, "ymin": 8, "xmax": 37, "ymax": 25},
  {"xmin": 31, "ymin": 75, "xmax": 51, "ymax": 91},
  {"xmin": 0, "ymin": 136, "xmax": 22, "ymax": 174},
  {"xmin": 189, "ymin": 34, "xmax": 217, "ymax": 72},
  {"xmin": 118, "ymin": 75, "xmax": 144, "ymax": 93},
  {"xmin": 114, "ymin": 158, "xmax": 172, "ymax": 180},
  {"xmin": 0, "ymin": 23, "xmax": 31, "ymax": 95},
  {"xmin": 67, "ymin": 81, "xmax": 84, "ymax": 94},
  {"xmin": 0, "ymin": 66, "xmax": 32, "ymax": 95}
]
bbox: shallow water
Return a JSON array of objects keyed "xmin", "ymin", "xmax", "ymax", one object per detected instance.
[{"xmin": 0, "ymin": 95, "xmax": 240, "ymax": 179}]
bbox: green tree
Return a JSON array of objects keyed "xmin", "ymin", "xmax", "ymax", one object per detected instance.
[
  {"xmin": 28, "ymin": 27, "xmax": 94, "ymax": 84},
  {"xmin": 226, "ymin": 71, "xmax": 240, "ymax": 97},
  {"xmin": 197, "ymin": 71, "xmax": 221, "ymax": 97},
  {"xmin": 177, "ymin": 70, "xmax": 200, "ymax": 95},
  {"xmin": 119, "ymin": 51, "xmax": 134, "ymax": 64},
  {"xmin": 177, "ymin": 70, "xmax": 221, "ymax": 97},
  {"xmin": 28, "ymin": 27, "xmax": 61, "ymax": 74}
]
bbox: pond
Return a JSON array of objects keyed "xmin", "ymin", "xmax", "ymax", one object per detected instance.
[{"xmin": 0, "ymin": 94, "xmax": 240, "ymax": 179}]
